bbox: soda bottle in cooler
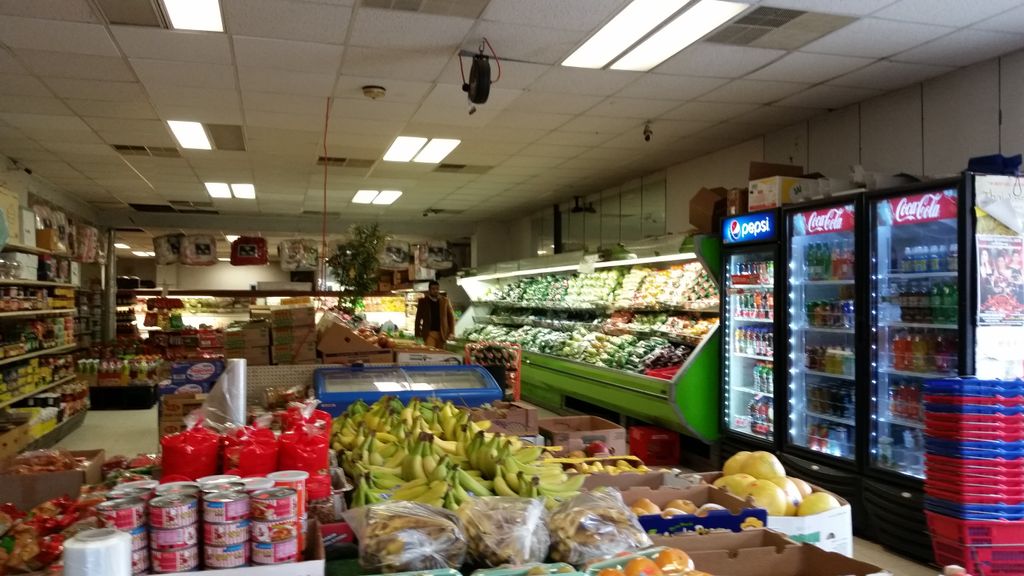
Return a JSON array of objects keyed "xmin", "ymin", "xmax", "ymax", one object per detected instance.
[
  {"xmin": 735, "ymin": 328, "xmax": 745, "ymax": 355},
  {"xmin": 928, "ymin": 245, "xmax": 941, "ymax": 272},
  {"xmin": 929, "ymin": 282, "xmax": 943, "ymax": 325},
  {"xmin": 911, "ymin": 332, "xmax": 929, "ymax": 372},
  {"xmin": 948, "ymin": 242, "xmax": 958, "ymax": 272},
  {"xmin": 821, "ymin": 242, "xmax": 832, "ymax": 279},
  {"xmin": 892, "ymin": 331, "xmax": 911, "ymax": 371},
  {"xmin": 901, "ymin": 246, "xmax": 913, "ymax": 273},
  {"xmin": 752, "ymin": 362, "xmax": 762, "ymax": 392},
  {"xmin": 831, "ymin": 242, "xmax": 842, "ymax": 280}
]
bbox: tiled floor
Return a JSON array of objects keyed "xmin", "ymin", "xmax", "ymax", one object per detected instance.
[{"xmin": 55, "ymin": 407, "xmax": 940, "ymax": 575}]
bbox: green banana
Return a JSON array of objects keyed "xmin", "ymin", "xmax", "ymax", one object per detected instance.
[
  {"xmin": 493, "ymin": 472, "xmax": 518, "ymax": 497},
  {"xmin": 512, "ymin": 446, "xmax": 544, "ymax": 464},
  {"xmin": 456, "ymin": 467, "xmax": 493, "ymax": 497}
]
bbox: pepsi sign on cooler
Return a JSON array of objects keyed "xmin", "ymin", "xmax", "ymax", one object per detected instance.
[{"xmin": 723, "ymin": 211, "xmax": 777, "ymax": 244}]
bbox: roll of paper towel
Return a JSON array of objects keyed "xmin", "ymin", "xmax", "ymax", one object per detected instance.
[{"xmin": 64, "ymin": 528, "xmax": 132, "ymax": 576}]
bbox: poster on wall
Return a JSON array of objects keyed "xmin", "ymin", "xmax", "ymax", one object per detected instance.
[
  {"xmin": 976, "ymin": 326, "xmax": 1024, "ymax": 379},
  {"xmin": 977, "ymin": 235, "xmax": 1024, "ymax": 326}
]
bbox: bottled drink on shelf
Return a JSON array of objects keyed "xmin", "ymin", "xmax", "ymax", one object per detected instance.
[
  {"xmin": 948, "ymin": 243, "xmax": 958, "ymax": 272},
  {"xmin": 748, "ymin": 395, "xmax": 773, "ymax": 437},
  {"xmin": 892, "ymin": 331, "xmax": 911, "ymax": 371},
  {"xmin": 735, "ymin": 327, "xmax": 773, "ymax": 357}
]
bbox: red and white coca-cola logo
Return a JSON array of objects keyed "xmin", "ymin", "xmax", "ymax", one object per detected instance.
[
  {"xmin": 806, "ymin": 208, "xmax": 850, "ymax": 234},
  {"xmin": 889, "ymin": 192, "xmax": 957, "ymax": 225}
]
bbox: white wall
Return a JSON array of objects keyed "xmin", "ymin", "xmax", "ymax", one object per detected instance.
[
  {"xmin": 155, "ymin": 262, "xmax": 291, "ymax": 290},
  {"xmin": 666, "ymin": 138, "xmax": 765, "ymax": 233}
]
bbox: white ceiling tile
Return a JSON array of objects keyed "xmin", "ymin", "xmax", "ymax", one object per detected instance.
[
  {"xmin": 0, "ymin": 49, "xmax": 26, "ymax": 74},
  {"xmin": 243, "ymin": 91, "xmax": 326, "ymax": 115},
  {"xmin": 147, "ymin": 86, "xmax": 239, "ymax": 109},
  {"xmin": 481, "ymin": 0, "xmax": 626, "ymax": 31},
  {"xmin": 43, "ymin": 78, "xmax": 147, "ymax": 103},
  {"xmin": 238, "ymin": 66, "xmax": 336, "ymax": 96},
  {"xmin": 974, "ymin": 4, "xmax": 1024, "ymax": 33},
  {"xmin": 40, "ymin": 142, "xmax": 119, "ymax": 158},
  {"xmin": 332, "ymin": 98, "xmax": 419, "ymax": 122},
  {"xmin": 801, "ymin": 18, "xmax": 953, "ymax": 58},
  {"xmin": 827, "ymin": 60, "xmax": 954, "ymax": 91},
  {"xmin": 110, "ymin": 27, "xmax": 233, "ymax": 65},
  {"xmin": 506, "ymin": 90, "xmax": 602, "ymax": 114},
  {"xmin": 538, "ymin": 130, "xmax": 615, "ymax": 147},
  {"xmin": 0, "ymin": 113, "xmax": 91, "ymax": 131},
  {"xmin": 245, "ymin": 109, "xmax": 324, "ymax": 131},
  {"xmin": 748, "ymin": 52, "xmax": 874, "ymax": 83},
  {"xmin": 233, "ymin": 36, "xmax": 344, "ymax": 74},
  {"xmin": 151, "ymin": 103, "xmax": 244, "ymax": 124},
  {"xmin": 646, "ymin": 119, "xmax": 717, "ymax": 139},
  {"xmin": 529, "ymin": 68, "xmax": 640, "ymax": 96},
  {"xmin": 0, "ymin": 95, "xmax": 72, "ymax": 116},
  {"xmin": 84, "ymin": 117, "xmax": 165, "ymax": 134},
  {"xmin": 14, "ymin": 49, "xmax": 135, "ymax": 81},
  {"xmin": 131, "ymin": 59, "xmax": 238, "ymax": 90},
  {"xmin": 341, "ymin": 46, "xmax": 451, "ymax": 82},
  {"xmin": 729, "ymin": 105, "xmax": 821, "ymax": 126},
  {"xmin": 327, "ymin": 130, "xmax": 393, "ymax": 151},
  {"xmin": 559, "ymin": 115, "xmax": 639, "ymax": 134},
  {"xmin": 421, "ymin": 82, "xmax": 523, "ymax": 110},
  {"xmin": 437, "ymin": 56, "xmax": 550, "ymax": 90},
  {"xmin": 893, "ymin": 29, "xmax": 1024, "ymax": 67},
  {"xmin": 334, "ymin": 76, "xmax": 432, "ymax": 103},
  {"xmin": 614, "ymin": 74, "xmax": 729, "ymax": 101},
  {"xmin": 468, "ymin": 20, "xmax": 587, "ymax": 65},
  {"xmin": 350, "ymin": 8, "xmax": 474, "ymax": 50},
  {"xmin": 759, "ymin": 0, "xmax": 898, "ymax": 16},
  {"xmin": 487, "ymin": 110, "xmax": 572, "ymax": 130},
  {"xmin": 697, "ymin": 80, "xmax": 809, "ymax": 104},
  {"xmin": 0, "ymin": 75, "xmax": 52, "ymax": 97},
  {"xmin": 873, "ymin": 0, "xmax": 1022, "ymax": 26},
  {"xmin": 585, "ymin": 97, "xmax": 681, "ymax": 119},
  {"xmin": 659, "ymin": 101, "xmax": 759, "ymax": 122},
  {"xmin": 776, "ymin": 85, "xmax": 882, "ymax": 108},
  {"xmin": 514, "ymin": 143, "xmax": 586, "ymax": 159},
  {"xmin": 654, "ymin": 43, "xmax": 786, "ymax": 78},
  {"xmin": 0, "ymin": 16, "xmax": 117, "ymax": 56},
  {"xmin": 0, "ymin": 0, "xmax": 98, "ymax": 22},
  {"xmin": 223, "ymin": 0, "xmax": 351, "ymax": 43},
  {"xmin": 326, "ymin": 117, "xmax": 405, "ymax": 137}
]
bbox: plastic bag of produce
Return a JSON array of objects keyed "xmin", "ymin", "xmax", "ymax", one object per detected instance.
[
  {"xmin": 278, "ymin": 239, "xmax": 318, "ymax": 271},
  {"xmin": 230, "ymin": 236, "xmax": 268, "ymax": 266},
  {"xmin": 153, "ymin": 234, "xmax": 184, "ymax": 265},
  {"xmin": 548, "ymin": 487, "xmax": 651, "ymax": 564},
  {"xmin": 379, "ymin": 240, "xmax": 410, "ymax": 270},
  {"xmin": 344, "ymin": 500, "xmax": 467, "ymax": 573},
  {"xmin": 179, "ymin": 234, "xmax": 217, "ymax": 266},
  {"xmin": 456, "ymin": 496, "xmax": 549, "ymax": 567},
  {"xmin": 159, "ymin": 414, "xmax": 220, "ymax": 480}
]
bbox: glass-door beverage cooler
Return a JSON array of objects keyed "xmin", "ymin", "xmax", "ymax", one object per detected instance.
[
  {"xmin": 721, "ymin": 211, "xmax": 782, "ymax": 452},
  {"xmin": 785, "ymin": 202, "xmax": 860, "ymax": 463}
]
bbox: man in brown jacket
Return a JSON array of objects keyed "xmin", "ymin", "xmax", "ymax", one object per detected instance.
[{"xmin": 415, "ymin": 281, "xmax": 455, "ymax": 349}]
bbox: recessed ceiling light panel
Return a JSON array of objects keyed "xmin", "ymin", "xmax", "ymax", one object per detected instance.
[
  {"xmin": 205, "ymin": 182, "xmax": 231, "ymax": 198},
  {"xmin": 372, "ymin": 190, "xmax": 403, "ymax": 205},
  {"xmin": 352, "ymin": 190, "xmax": 379, "ymax": 204},
  {"xmin": 231, "ymin": 183, "xmax": 256, "ymax": 199},
  {"xmin": 162, "ymin": 0, "xmax": 224, "ymax": 32},
  {"xmin": 168, "ymin": 120, "xmax": 212, "ymax": 150},
  {"xmin": 225, "ymin": 235, "xmax": 239, "ymax": 243},
  {"xmin": 562, "ymin": 0, "xmax": 692, "ymax": 69},
  {"xmin": 114, "ymin": 243, "xmax": 131, "ymax": 249},
  {"xmin": 131, "ymin": 251, "xmax": 152, "ymax": 257},
  {"xmin": 383, "ymin": 136, "xmax": 428, "ymax": 162},
  {"xmin": 413, "ymin": 139, "xmax": 461, "ymax": 164},
  {"xmin": 612, "ymin": 0, "xmax": 747, "ymax": 71}
]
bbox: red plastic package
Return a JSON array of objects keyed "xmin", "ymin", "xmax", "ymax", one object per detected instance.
[
  {"xmin": 160, "ymin": 418, "xmax": 220, "ymax": 480},
  {"xmin": 222, "ymin": 424, "xmax": 278, "ymax": 478},
  {"xmin": 282, "ymin": 401, "xmax": 332, "ymax": 439},
  {"xmin": 230, "ymin": 236, "xmax": 268, "ymax": 266},
  {"xmin": 278, "ymin": 424, "xmax": 329, "ymax": 476}
]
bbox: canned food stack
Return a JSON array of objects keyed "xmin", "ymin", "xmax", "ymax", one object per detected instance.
[
  {"xmin": 96, "ymin": 483, "xmax": 153, "ymax": 575},
  {"xmin": 923, "ymin": 378, "xmax": 1024, "ymax": 575},
  {"xmin": 149, "ymin": 491, "xmax": 200, "ymax": 573},
  {"xmin": 202, "ymin": 481, "xmax": 251, "ymax": 569},
  {"xmin": 251, "ymin": 482, "xmax": 303, "ymax": 565}
]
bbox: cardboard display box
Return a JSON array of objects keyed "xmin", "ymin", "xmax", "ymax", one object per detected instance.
[
  {"xmin": 0, "ymin": 415, "xmax": 32, "ymax": 462},
  {"xmin": 651, "ymin": 527, "xmax": 799, "ymax": 554},
  {"xmin": 689, "ymin": 187, "xmax": 727, "ymax": 234},
  {"xmin": 539, "ymin": 415, "xmax": 626, "ymax": 457},
  {"xmin": 161, "ymin": 520, "xmax": 325, "ymax": 576},
  {"xmin": 470, "ymin": 401, "xmax": 538, "ymax": 435},
  {"xmin": 224, "ymin": 321, "xmax": 270, "ymax": 347},
  {"xmin": 698, "ymin": 471, "xmax": 854, "ymax": 556},
  {"xmin": 727, "ymin": 186, "xmax": 748, "ymax": 216},
  {"xmin": 621, "ymin": 485, "xmax": 768, "ymax": 535},
  {"xmin": 169, "ymin": 360, "xmax": 225, "ymax": 394},
  {"xmin": 392, "ymin": 347, "xmax": 461, "ymax": 365},
  {"xmin": 270, "ymin": 305, "xmax": 316, "ymax": 328},
  {"xmin": 318, "ymin": 315, "xmax": 392, "ymax": 365},
  {"xmin": 226, "ymin": 346, "xmax": 269, "ymax": 366},
  {"xmin": 35, "ymin": 229, "xmax": 63, "ymax": 253},
  {"xmin": 272, "ymin": 326, "xmax": 315, "ymax": 346},
  {"xmin": 0, "ymin": 449, "xmax": 104, "ymax": 510},
  {"xmin": 688, "ymin": 540, "xmax": 890, "ymax": 576},
  {"xmin": 747, "ymin": 162, "xmax": 821, "ymax": 211},
  {"xmin": 583, "ymin": 470, "xmax": 674, "ymax": 491}
]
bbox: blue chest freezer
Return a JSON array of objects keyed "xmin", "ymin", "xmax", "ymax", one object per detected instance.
[{"xmin": 313, "ymin": 364, "xmax": 503, "ymax": 417}]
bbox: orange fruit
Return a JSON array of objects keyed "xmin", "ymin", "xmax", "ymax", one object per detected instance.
[
  {"xmin": 655, "ymin": 548, "xmax": 694, "ymax": 573},
  {"xmin": 624, "ymin": 557, "xmax": 663, "ymax": 576},
  {"xmin": 598, "ymin": 569, "xmax": 626, "ymax": 576}
]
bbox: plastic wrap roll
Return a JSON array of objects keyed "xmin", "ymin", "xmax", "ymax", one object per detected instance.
[
  {"xmin": 64, "ymin": 528, "xmax": 132, "ymax": 576},
  {"xmin": 206, "ymin": 358, "xmax": 247, "ymax": 427}
]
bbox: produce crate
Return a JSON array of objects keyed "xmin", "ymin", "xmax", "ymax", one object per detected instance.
[
  {"xmin": 926, "ymin": 511, "xmax": 1024, "ymax": 546},
  {"xmin": 931, "ymin": 536, "xmax": 1024, "ymax": 576}
]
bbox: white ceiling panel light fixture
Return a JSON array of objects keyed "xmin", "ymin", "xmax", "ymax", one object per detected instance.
[
  {"xmin": 372, "ymin": 190, "xmax": 403, "ymax": 205},
  {"xmin": 611, "ymin": 0, "xmax": 748, "ymax": 71},
  {"xmin": 352, "ymin": 190, "xmax": 379, "ymax": 204},
  {"xmin": 167, "ymin": 120, "xmax": 212, "ymax": 150},
  {"xmin": 132, "ymin": 251, "xmax": 152, "ymax": 257},
  {"xmin": 413, "ymin": 139, "xmax": 461, "ymax": 164},
  {"xmin": 225, "ymin": 235, "xmax": 239, "ymax": 243},
  {"xmin": 562, "ymin": 0, "xmax": 693, "ymax": 69},
  {"xmin": 231, "ymin": 183, "xmax": 256, "ymax": 199},
  {"xmin": 382, "ymin": 136, "xmax": 428, "ymax": 162},
  {"xmin": 162, "ymin": 0, "xmax": 224, "ymax": 32},
  {"xmin": 114, "ymin": 243, "xmax": 131, "ymax": 249},
  {"xmin": 205, "ymin": 182, "xmax": 231, "ymax": 199}
]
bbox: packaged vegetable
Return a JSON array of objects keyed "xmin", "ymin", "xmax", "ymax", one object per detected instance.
[
  {"xmin": 277, "ymin": 239, "xmax": 319, "ymax": 271},
  {"xmin": 547, "ymin": 488, "xmax": 651, "ymax": 565},
  {"xmin": 344, "ymin": 501, "xmax": 467, "ymax": 573},
  {"xmin": 222, "ymin": 420, "xmax": 278, "ymax": 478},
  {"xmin": 457, "ymin": 497, "xmax": 549, "ymax": 567}
]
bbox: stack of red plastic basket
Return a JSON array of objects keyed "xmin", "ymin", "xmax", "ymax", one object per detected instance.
[{"xmin": 924, "ymin": 377, "xmax": 1024, "ymax": 575}]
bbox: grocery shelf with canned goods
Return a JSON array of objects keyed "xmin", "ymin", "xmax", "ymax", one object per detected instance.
[{"xmin": 456, "ymin": 235, "xmax": 721, "ymax": 442}]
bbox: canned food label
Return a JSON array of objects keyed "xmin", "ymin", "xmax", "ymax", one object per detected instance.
[
  {"xmin": 203, "ymin": 497, "xmax": 250, "ymax": 523},
  {"xmin": 204, "ymin": 519, "xmax": 250, "ymax": 546},
  {"xmin": 127, "ymin": 525, "xmax": 148, "ymax": 551},
  {"xmin": 131, "ymin": 548, "xmax": 150, "ymax": 574},
  {"xmin": 251, "ymin": 488, "xmax": 298, "ymax": 521},
  {"xmin": 205, "ymin": 543, "xmax": 249, "ymax": 568},
  {"xmin": 251, "ymin": 518, "xmax": 300, "ymax": 543},
  {"xmin": 97, "ymin": 498, "xmax": 146, "ymax": 530},
  {"xmin": 151, "ymin": 546, "xmax": 199, "ymax": 573},
  {"xmin": 252, "ymin": 538, "xmax": 299, "ymax": 564},
  {"xmin": 149, "ymin": 495, "xmax": 198, "ymax": 528},
  {"xmin": 150, "ymin": 525, "xmax": 198, "ymax": 551}
]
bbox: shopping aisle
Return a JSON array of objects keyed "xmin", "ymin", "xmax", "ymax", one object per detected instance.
[{"xmin": 55, "ymin": 406, "xmax": 158, "ymax": 456}]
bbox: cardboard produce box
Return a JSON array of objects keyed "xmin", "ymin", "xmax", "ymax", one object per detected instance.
[
  {"xmin": 0, "ymin": 415, "xmax": 32, "ymax": 462},
  {"xmin": 621, "ymin": 485, "xmax": 767, "ymax": 535},
  {"xmin": 270, "ymin": 305, "xmax": 316, "ymax": 328},
  {"xmin": 539, "ymin": 415, "xmax": 626, "ymax": 457},
  {"xmin": 272, "ymin": 340, "xmax": 318, "ymax": 365},
  {"xmin": 583, "ymin": 470, "xmax": 674, "ymax": 491},
  {"xmin": 651, "ymin": 527, "xmax": 799, "ymax": 553},
  {"xmin": 689, "ymin": 186, "xmax": 727, "ymax": 234},
  {"xmin": 225, "ymin": 346, "xmax": 269, "ymax": 366},
  {"xmin": 317, "ymin": 316, "xmax": 392, "ymax": 365},
  {"xmin": 687, "ymin": 541, "xmax": 890, "ymax": 576},
  {"xmin": 747, "ymin": 162, "xmax": 820, "ymax": 211},
  {"xmin": 470, "ymin": 401, "xmax": 538, "ymax": 435},
  {"xmin": 224, "ymin": 321, "xmax": 270, "ymax": 347},
  {"xmin": 0, "ymin": 449, "xmax": 104, "ymax": 510},
  {"xmin": 727, "ymin": 187, "xmax": 748, "ymax": 216}
]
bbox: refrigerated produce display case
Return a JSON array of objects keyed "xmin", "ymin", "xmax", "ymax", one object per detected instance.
[
  {"xmin": 720, "ymin": 211, "xmax": 782, "ymax": 454},
  {"xmin": 455, "ymin": 235, "xmax": 721, "ymax": 442}
]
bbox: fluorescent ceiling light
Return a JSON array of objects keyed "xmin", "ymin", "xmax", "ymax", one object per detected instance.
[
  {"xmin": 231, "ymin": 183, "xmax": 256, "ymax": 199},
  {"xmin": 352, "ymin": 190, "xmax": 379, "ymax": 204},
  {"xmin": 562, "ymin": 0, "xmax": 691, "ymax": 69},
  {"xmin": 167, "ymin": 120, "xmax": 212, "ymax": 150},
  {"xmin": 413, "ymin": 139, "xmax": 461, "ymax": 164},
  {"xmin": 383, "ymin": 136, "xmax": 427, "ymax": 162},
  {"xmin": 225, "ymin": 235, "xmax": 239, "ymax": 243},
  {"xmin": 205, "ymin": 182, "xmax": 231, "ymax": 199},
  {"xmin": 132, "ymin": 251, "xmax": 152, "ymax": 257},
  {"xmin": 372, "ymin": 190, "xmax": 403, "ymax": 205},
  {"xmin": 218, "ymin": 257, "xmax": 230, "ymax": 262},
  {"xmin": 147, "ymin": 251, "xmax": 156, "ymax": 257},
  {"xmin": 114, "ymin": 243, "xmax": 130, "ymax": 249},
  {"xmin": 612, "ymin": 0, "xmax": 747, "ymax": 71},
  {"xmin": 163, "ymin": 0, "xmax": 224, "ymax": 32}
]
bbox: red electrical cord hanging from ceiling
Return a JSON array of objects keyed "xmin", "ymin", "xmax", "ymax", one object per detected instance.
[{"xmin": 319, "ymin": 96, "xmax": 332, "ymax": 304}]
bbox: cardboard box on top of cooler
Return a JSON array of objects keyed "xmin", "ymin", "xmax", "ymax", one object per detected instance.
[
  {"xmin": 317, "ymin": 313, "xmax": 392, "ymax": 365},
  {"xmin": 689, "ymin": 187, "xmax": 728, "ymax": 234},
  {"xmin": 538, "ymin": 415, "xmax": 626, "ymax": 457},
  {"xmin": 620, "ymin": 485, "xmax": 769, "ymax": 535},
  {"xmin": 748, "ymin": 162, "xmax": 820, "ymax": 211},
  {"xmin": 0, "ymin": 449, "xmax": 105, "ymax": 510}
]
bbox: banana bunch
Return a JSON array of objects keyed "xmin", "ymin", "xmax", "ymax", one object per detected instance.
[{"xmin": 568, "ymin": 458, "xmax": 650, "ymax": 475}]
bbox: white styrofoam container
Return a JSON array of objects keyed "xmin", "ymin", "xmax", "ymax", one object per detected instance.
[
  {"xmin": 19, "ymin": 208, "xmax": 36, "ymax": 246},
  {"xmin": 766, "ymin": 490, "xmax": 853, "ymax": 557}
]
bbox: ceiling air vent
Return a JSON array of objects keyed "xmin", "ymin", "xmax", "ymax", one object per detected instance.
[
  {"xmin": 112, "ymin": 144, "xmax": 182, "ymax": 158},
  {"xmin": 128, "ymin": 203, "xmax": 176, "ymax": 213},
  {"xmin": 735, "ymin": 7, "xmax": 805, "ymax": 28},
  {"xmin": 361, "ymin": 0, "xmax": 488, "ymax": 18},
  {"xmin": 207, "ymin": 124, "xmax": 246, "ymax": 152},
  {"xmin": 169, "ymin": 200, "xmax": 216, "ymax": 210},
  {"xmin": 434, "ymin": 163, "xmax": 491, "ymax": 175},
  {"xmin": 317, "ymin": 156, "xmax": 376, "ymax": 168},
  {"xmin": 96, "ymin": 0, "xmax": 166, "ymax": 27},
  {"xmin": 706, "ymin": 6, "xmax": 853, "ymax": 50}
]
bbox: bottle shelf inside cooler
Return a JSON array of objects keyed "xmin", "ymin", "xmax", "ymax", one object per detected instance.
[
  {"xmin": 733, "ymin": 352, "xmax": 774, "ymax": 361},
  {"xmin": 886, "ymin": 271, "xmax": 959, "ymax": 279},
  {"xmin": 882, "ymin": 368, "xmax": 956, "ymax": 379},
  {"xmin": 733, "ymin": 317, "xmax": 774, "ymax": 323},
  {"xmin": 805, "ymin": 369, "xmax": 855, "ymax": 381},
  {"xmin": 733, "ymin": 386, "xmax": 774, "ymax": 397},
  {"xmin": 801, "ymin": 279, "xmax": 856, "ymax": 286},
  {"xmin": 728, "ymin": 284, "xmax": 773, "ymax": 292},
  {"xmin": 882, "ymin": 321, "xmax": 958, "ymax": 330},
  {"xmin": 802, "ymin": 326, "xmax": 855, "ymax": 334},
  {"xmin": 807, "ymin": 410, "xmax": 855, "ymax": 426},
  {"xmin": 882, "ymin": 415, "xmax": 926, "ymax": 429}
]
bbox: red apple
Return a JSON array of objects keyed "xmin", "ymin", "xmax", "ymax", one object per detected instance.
[{"xmin": 585, "ymin": 441, "xmax": 613, "ymax": 457}]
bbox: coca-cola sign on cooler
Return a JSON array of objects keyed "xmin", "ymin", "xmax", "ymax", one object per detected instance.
[
  {"xmin": 888, "ymin": 191, "xmax": 957, "ymax": 225},
  {"xmin": 802, "ymin": 205, "xmax": 855, "ymax": 235}
]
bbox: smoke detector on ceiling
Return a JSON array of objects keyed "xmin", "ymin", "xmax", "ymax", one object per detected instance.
[{"xmin": 362, "ymin": 85, "xmax": 386, "ymax": 100}]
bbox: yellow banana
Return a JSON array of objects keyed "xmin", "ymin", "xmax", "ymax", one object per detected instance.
[
  {"xmin": 412, "ymin": 480, "xmax": 448, "ymax": 505},
  {"xmin": 512, "ymin": 446, "xmax": 544, "ymax": 464},
  {"xmin": 493, "ymin": 472, "xmax": 518, "ymax": 497},
  {"xmin": 456, "ymin": 468, "xmax": 493, "ymax": 497},
  {"xmin": 390, "ymin": 482, "xmax": 430, "ymax": 501},
  {"xmin": 370, "ymin": 472, "xmax": 405, "ymax": 490},
  {"xmin": 500, "ymin": 464, "xmax": 520, "ymax": 493},
  {"xmin": 433, "ymin": 437, "xmax": 459, "ymax": 455}
]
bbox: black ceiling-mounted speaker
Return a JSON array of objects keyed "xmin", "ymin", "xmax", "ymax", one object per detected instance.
[{"xmin": 463, "ymin": 54, "xmax": 491, "ymax": 104}]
